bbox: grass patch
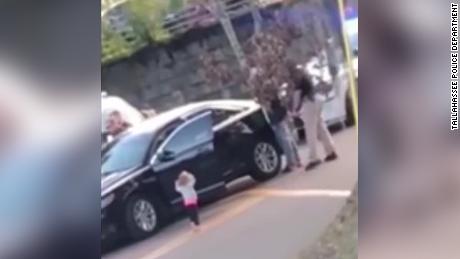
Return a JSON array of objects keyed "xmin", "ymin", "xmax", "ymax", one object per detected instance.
[{"xmin": 300, "ymin": 185, "xmax": 357, "ymax": 259}]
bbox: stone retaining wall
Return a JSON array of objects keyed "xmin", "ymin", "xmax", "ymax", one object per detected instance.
[{"xmin": 102, "ymin": 2, "xmax": 344, "ymax": 112}]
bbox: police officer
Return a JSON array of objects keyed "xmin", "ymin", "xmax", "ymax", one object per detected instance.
[{"xmin": 290, "ymin": 60, "xmax": 338, "ymax": 171}]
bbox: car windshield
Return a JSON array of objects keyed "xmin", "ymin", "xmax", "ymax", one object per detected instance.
[{"xmin": 101, "ymin": 132, "xmax": 153, "ymax": 175}]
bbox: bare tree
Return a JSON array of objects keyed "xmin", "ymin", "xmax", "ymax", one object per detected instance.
[
  {"xmin": 198, "ymin": 16, "xmax": 298, "ymax": 104},
  {"xmin": 243, "ymin": 28, "xmax": 293, "ymax": 107}
]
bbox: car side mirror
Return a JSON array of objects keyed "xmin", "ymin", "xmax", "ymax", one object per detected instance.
[{"xmin": 159, "ymin": 150, "xmax": 176, "ymax": 162}]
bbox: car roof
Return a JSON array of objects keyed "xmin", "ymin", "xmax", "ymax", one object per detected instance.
[{"xmin": 127, "ymin": 99, "xmax": 259, "ymax": 135}]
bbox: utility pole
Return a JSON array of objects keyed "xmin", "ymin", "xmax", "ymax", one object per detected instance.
[
  {"xmin": 337, "ymin": 0, "xmax": 358, "ymax": 126},
  {"xmin": 249, "ymin": 0, "xmax": 263, "ymax": 34},
  {"xmin": 214, "ymin": 0, "xmax": 247, "ymax": 68}
]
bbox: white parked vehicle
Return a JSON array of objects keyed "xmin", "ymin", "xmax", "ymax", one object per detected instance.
[
  {"xmin": 320, "ymin": 64, "xmax": 354, "ymax": 126},
  {"xmin": 352, "ymin": 56, "xmax": 358, "ymax": 79}
]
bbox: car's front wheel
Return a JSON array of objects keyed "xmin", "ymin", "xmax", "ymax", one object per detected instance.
[
  {"xmin": 249, "ymin": 141, "xmax": 281, "ymax": 182},
  {"xmin": 123, "ymin": 194, "xmax": 163, "ymax": 240}
]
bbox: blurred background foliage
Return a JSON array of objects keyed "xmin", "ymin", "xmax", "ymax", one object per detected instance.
[{"xmin": 101, "ymin": 0, "xmax": 187, "ymax": 64}]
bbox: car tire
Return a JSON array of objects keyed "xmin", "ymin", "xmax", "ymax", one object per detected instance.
[
  {"xmin": 249, "ymin": 141, "xmax": 281, "ymax": 182},
  {"xmin": 123, "ymin": 194, "xmax": 164, "ymax": 240}
]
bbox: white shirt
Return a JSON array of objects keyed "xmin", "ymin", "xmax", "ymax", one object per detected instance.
[
  {"xmin": 304, "ymin": 53, "xmax": 334, "ymax": 102},
  {"xmin": 175, "ymin": 174, "xmax": 198, "ymax": 205},
  {"xmin": 305, "ymin": 55, "xmax": 332, "ymax": 87}
]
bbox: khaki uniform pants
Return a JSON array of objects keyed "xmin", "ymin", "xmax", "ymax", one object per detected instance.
[{"xmin": 301, "ymin": 100, "xmax": 336, "ymax": 161}]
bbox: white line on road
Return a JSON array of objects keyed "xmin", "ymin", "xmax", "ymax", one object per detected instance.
[{"xmin": 247, "ymin": 189, "xmax": 352, "ymax": 198}]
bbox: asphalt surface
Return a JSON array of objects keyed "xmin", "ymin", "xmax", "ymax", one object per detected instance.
[{"xmin": 103, "ymin": 127, "xmax": 357, "ymax": 259}]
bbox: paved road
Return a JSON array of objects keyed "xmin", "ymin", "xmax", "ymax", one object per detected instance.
[{"xmin": 104, "ymin": 127, "xmax": 357, "ymax": 259}]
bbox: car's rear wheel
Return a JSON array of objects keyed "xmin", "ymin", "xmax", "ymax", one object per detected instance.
[
  {"xmin": 123, "ymin": 194, "xmax": 163, "ymax": 240},
  {"xmin": 249, "ymin": 141, "xmax": 281, "ymax": 181}
]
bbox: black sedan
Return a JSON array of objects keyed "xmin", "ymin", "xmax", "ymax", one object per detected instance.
[{"xmin": 101, "ymin": 100, "xmax": 283, "ymax": 241}]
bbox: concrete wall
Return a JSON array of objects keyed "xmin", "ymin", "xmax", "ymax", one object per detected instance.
[{"xmin": 101, "ymin": 3, "xmax": 344, "ymax": 112}]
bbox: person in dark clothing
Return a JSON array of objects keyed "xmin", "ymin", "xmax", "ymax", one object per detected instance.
[
  {"xmin": 268, "ymin": 98, "xmax": 287, "ymax": 125},
  {"xmin": 268, "ymin": 97, "xmax": 300, "ymax": 172},
  {"xmin": 295, "ymin": 73, "xmax": 316, "ymax": 104}
]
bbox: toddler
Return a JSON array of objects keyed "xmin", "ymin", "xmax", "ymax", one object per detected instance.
[{"xmin": 175, "ymin": 171, "xmax": 200, "ymax": 232}]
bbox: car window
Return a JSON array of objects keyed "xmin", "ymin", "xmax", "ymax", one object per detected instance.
[
  {"xmin": 101, "ymin": 133, "xmax": 153, "ymax": 175},
  {"xmin": 162, "ymin": 113, "xmax": 213, "ymax": 155},
  {"xmin": 211, "ymin": 109, "xmax": 239, "ymax": 126},
  {"xmin": 151, "ymin": 120, "xmax": 183, "ymax": 154}
]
